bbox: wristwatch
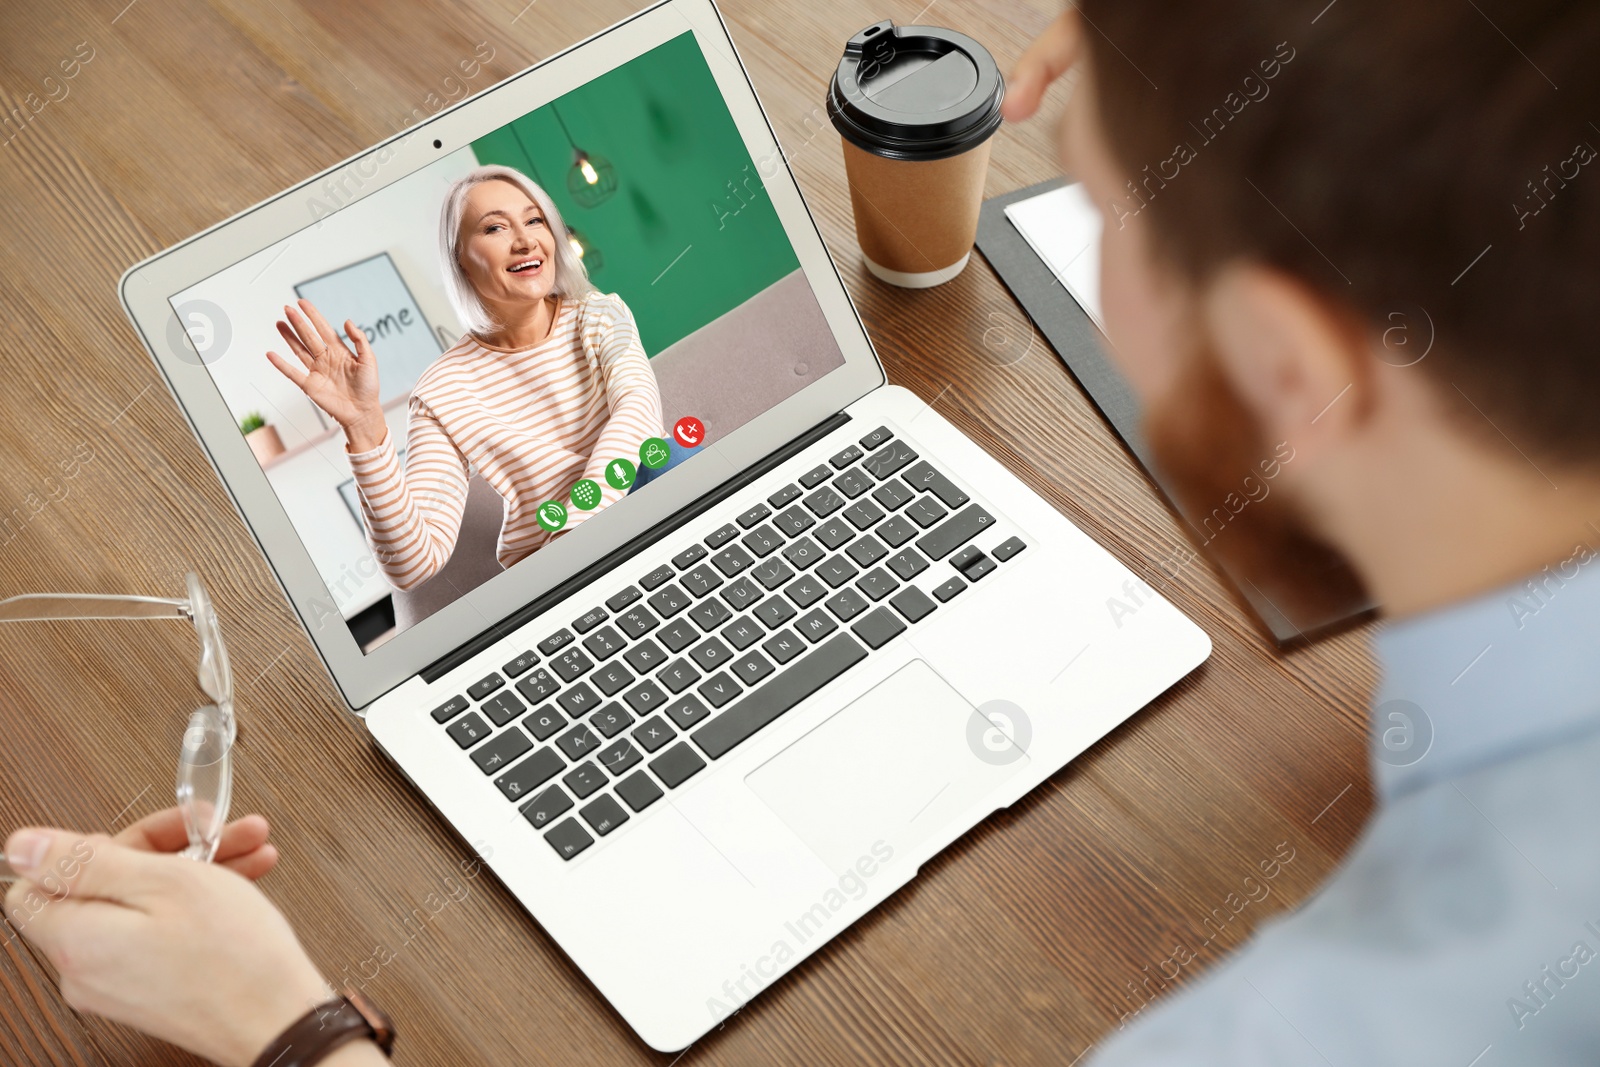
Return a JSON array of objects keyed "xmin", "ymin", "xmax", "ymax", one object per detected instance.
[{"xmin": 250, "ymin": 988, "xmax": 395, "ymax": 1067}]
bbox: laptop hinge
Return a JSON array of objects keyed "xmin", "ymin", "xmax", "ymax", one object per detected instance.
[{"xmin": 419, "ymin": 411, "xmax": 851, "ymax": 683}]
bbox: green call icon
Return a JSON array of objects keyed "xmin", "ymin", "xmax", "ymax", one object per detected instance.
[{"xmin": 536, "ymin": 500, "xmax": 568, "ymax": 532}]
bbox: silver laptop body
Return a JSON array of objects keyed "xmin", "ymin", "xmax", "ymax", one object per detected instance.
[{"xmin": 120, "ymin": 0, "xmax": 1209, "ymax": 1049}]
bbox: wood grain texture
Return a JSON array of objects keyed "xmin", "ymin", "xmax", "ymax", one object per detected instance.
[{"xmin": 0, "ymin": 0, "xmax": 1377, "ymax": 1062}]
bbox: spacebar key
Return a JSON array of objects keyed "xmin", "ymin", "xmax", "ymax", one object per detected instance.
[
  {"xmin": 691, "ymin": 633, "xmax": 867, "ymax": 759},
  {"xmin": 915, "ymin": 503, "xmax": 995, "ymax": 560}
]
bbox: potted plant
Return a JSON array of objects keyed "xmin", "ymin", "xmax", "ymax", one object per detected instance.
[{"xmin": 241, "ymin": 411, "xmax": 286, "ymax": 465}]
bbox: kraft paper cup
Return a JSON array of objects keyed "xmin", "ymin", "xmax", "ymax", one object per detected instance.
[{"xmin": 828, "ymin": 20, "xmax": 1005, "ymax": 288}]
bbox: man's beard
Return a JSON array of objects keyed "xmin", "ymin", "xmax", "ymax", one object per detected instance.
[{"xmin": 1143, "ymin": 343, "xmax": 1371, "ymax": 637}]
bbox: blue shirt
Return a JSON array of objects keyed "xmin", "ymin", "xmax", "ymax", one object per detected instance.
[{"xmin": 1090, "ymin": 555, "xmax": 1600, "ymax": 1066}]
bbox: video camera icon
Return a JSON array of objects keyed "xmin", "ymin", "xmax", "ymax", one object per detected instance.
[{"xmin": 639, "ymin": 437, "xmax": 671, "ymax": 470}]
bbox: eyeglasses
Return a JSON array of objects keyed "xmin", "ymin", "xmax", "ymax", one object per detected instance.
[{"xmin": 0, "ymin": 572, "xmax": 233, "ymax": 878}]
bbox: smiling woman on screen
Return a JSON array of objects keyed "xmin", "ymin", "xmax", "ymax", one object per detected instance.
[{"xmin": 266, "ymin": 165, "xmax": 666, "ymax": 590}]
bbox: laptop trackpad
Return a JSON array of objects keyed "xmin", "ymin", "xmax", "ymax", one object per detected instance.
[{"xmin": 745, "ymin": 659, "xmax": 1030, "ymax": 875}]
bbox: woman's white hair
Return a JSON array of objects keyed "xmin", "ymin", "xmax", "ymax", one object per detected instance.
[{"xmin": 438, "ymin": 164, "xmax": 595, "ymax": 336}]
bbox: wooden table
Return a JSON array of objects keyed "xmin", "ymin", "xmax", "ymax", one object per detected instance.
[{"xmin": 0, "ymin": 0, "xmax": 1377, "ymax": 1062}]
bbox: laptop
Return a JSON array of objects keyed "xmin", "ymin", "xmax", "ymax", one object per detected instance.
[{"xmin": 119, "ymin": 0, "xmax": 1210, "ymax": 1050}]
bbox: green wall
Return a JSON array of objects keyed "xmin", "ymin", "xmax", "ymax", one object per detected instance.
[{"xmin": 470, "ymin": 31, "xmax": 799, "ymax": 357}]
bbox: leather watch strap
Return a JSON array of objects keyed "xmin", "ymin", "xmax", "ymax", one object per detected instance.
[{"xmin": 250, "ymin": 988, "xmax": 395, "ymax": 1067}]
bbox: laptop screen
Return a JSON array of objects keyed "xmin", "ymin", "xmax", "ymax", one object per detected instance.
[{"xmin": 168, "ymin": 29, "xmax": 847, "ymax": 654}]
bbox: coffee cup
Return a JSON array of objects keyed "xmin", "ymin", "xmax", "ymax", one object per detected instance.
[{"xmin": 827, "ymin": 20, "xmax": 1004, "ymax": 288}]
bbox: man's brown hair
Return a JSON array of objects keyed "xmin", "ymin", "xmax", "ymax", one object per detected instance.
[{"xmin": 1078, "ymin": 0, "xmax": 1600, "ymax": 464}]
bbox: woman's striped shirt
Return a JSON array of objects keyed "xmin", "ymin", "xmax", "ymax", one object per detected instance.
[{"xmin": 346, "ymin": 290, "xmax": 663, "ymax": 590}]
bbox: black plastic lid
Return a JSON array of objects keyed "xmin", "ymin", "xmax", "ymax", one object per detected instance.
[{"xmin": 827, "ymin": 20, "xmax": 1004, "ymax": 161}]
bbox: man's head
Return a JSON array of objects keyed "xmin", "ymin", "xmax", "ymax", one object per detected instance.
[{"xmin": 1030, "ymin": 0, "xmax": 1600, "ymax": 625}]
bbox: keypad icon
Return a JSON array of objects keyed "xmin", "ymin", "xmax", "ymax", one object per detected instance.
[{"xmin": 570, "ymin": 479, "xmax": 602, "ymax": 510}]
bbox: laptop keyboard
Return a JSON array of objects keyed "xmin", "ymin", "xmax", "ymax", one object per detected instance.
[{"xmin": 428, "ymin": 425, "xmax": 1029, "ymax": 861}]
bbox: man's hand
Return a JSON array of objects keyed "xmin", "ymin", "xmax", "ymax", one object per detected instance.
[
  {"xmin": 4, "ymin": 811, "xmax": 331, "ymax": 1067},
  {"xmin": 114, "ymin": 808, "xmax": 279, "ymax": 880},
  {"xmin": 1000, "ymin": 8, "xmax": 1084, "ymax": 123}
]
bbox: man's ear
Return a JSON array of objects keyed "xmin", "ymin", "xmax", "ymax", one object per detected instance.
[{"xmin": 1201, "ymin": 263, "xmax": 1373, "ymax": 462}]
